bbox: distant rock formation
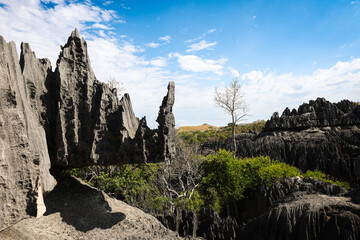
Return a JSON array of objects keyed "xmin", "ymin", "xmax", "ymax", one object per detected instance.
[
  {"xmin": 0, "ymin": 29, "xmax": 176, "ymax": 231},
  {"xmin": 265, "ymin": 98, "xmax": 360, "ymax": 131},
  {"xmin": 204, "ymin": 98, "xmax": 360, "ymax": 184}
]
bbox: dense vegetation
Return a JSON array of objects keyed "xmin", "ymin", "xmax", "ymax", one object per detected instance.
[
  {"xmin": 68, "ymin": 148, "xmax": 350, "ymax": 216},
  {"xmin": 177, "ymin": 120, "xmax": 266, "ymax": 144}
]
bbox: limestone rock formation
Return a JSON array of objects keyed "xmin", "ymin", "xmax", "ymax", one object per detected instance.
[
  {"xmin": 48, "ymin": 29, "xmax": 176, "ymax": 168},
  {"xmin": 0, "ymin": 29, "xmax": 176, "ymax": 232},
  {"xmin": 204, "ymin": 99, "xmax": 360, "ymax": 184},
  {"xmin": 239, "ymin": 177, "xmax": 360, "ymax": 240},
  {"xmin": 265, "ymin": 98, "xmax": 360, "ymax": 131},
  {"xmin": 0, "ymin": 36, "xmax": 56, "ymax": 231},
  {"xmin": 0, "ymin": 176, "xmax": 181, "ymax": 240},
  {"xmin": 157, "ymin": 81, "xmax": 176, "ymax": 161}
]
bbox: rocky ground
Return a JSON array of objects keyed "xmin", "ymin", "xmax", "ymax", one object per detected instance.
[{"xmin": 0, "ymin": 176, "xmax": 181, "ymax": 240}]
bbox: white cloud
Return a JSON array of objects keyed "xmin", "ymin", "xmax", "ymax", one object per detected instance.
[
  {"xmin": 146, "ymin": 35, "xmax": 171, "ymax": 48},
  {"xmin": 150, "ymin": 57, "xmax": 167, "ymax": 67},
  {"xmin": 242, "ymin": 59, "xmax": 360, "ymax": 122},
  {"xmin": 91, "ymin": 23, "xmax": 113, "ymax": 30},
  {"xmin": 229, "ymin": 67, "xmax": 240, "ymax": 77},
  {"xmin": 159, "ymin": 35, "xmax": 171, "ymax": 43},
  {"xmin": 186, "ymin": 40, "xmax": 217, "ymax": 52},
  {"xmin": 0, "ymin": 0, "xmax": 118, "ymax": 65},
  {"xmin": 185, "ymin": 28, "xmax": 217, "ymax": 43},
  {"xmin": 172, "ymin": 53, "xmax": 227, "ymax": 75},
  {"xmin": 146, "ymin": 42, "xmax": 161, "ymax": 48}
]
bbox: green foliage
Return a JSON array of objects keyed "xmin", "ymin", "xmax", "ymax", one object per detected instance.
[
  {"xmin": 177, "ymin": 120, "xmax": 266, "ymax": 144},
  {"xmin": 199, "ymin": 150, "xmax": 301, "ymax": 212},
  {"xmin": 303, "ymin": 169, "xmax": 351, "ymax": 190},
  {"xmin": 69, "ymin": 164, "xmax": 165, "ymax": 211}
]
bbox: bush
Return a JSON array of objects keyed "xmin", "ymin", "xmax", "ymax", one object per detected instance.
[{"xmin": 199, "ymin": 150, "xmax": 301, "ymax": 212}]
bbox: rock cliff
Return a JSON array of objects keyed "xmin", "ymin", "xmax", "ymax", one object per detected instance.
[
  {"xmin": 204, "ymin": 98, "xmax": 360, "ymax": 184},
  {"xmin": 0, "ymin": 35, "xmax": 56, "ymax": 231},
  {"xmin": 0, "ymin": 29, "xmax": 176, "ymax": 231}
]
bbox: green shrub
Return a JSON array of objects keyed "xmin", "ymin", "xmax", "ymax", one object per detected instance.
[{"xmin": 199, "ymin": 150, "xmax": 301, "ymax": 212}]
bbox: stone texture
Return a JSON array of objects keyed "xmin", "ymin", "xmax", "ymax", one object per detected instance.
[
  {"xmin": 239, "ymin": 178, "xmax": 360, "ymax": 240},
  {"xmin": 264, "ymin": 98, "xmax": 360, "ymax": 131},
  {"xmin": 0, "ymin": 176, "xmax": 181, "ymax": 240},
  {"xmin": 0, "ymin": 29, "xmax": 176, "ymax": 231},
  {"xmin": 156, "ymin": 81, "xmax": 176, "ymax": 161},
  {"xmin": 0, "ymin": 36, "xmax": 56, "ymax": 231},
  {"xmin": 49, "ymin": 29, "xmax": 176, "ymax": 169}
]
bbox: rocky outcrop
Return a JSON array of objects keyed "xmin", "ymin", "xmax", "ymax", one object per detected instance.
[
  {"xmin": 0, "ymin": 176, "xmax": 181, "ymax": 240},
  {"xmin": 0, "ymin": 35, "xmax": 56, "ymax": 231},
  {"xmin": 265, "ymin": 98, "xmax": 360, "ymax": 131},
  {"xmin": 239, "ymin": 177, "xmax": 360, "ymax": 240},
  {"xmin": 49, "ymin": 29, "xmax": 176, "ymax": 168},
  {"xmin": 204, "ymin": 99, "xmax": 360, "ymax": 184},
  {"xmin": 0, "ymin": 29, "xmax": 176, "ymax": 231}
]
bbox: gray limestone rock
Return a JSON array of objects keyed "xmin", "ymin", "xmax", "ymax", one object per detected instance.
[
  {"xmin": 49, "ymin": 29, "xmax": 176, "ymax": 168},
  {"xmin": 239, "ymin": 178, "xmax": 360, "ymax": 240},
  {"xmin": 0, "ymin": 29, "xmax": 176, "ymax": 231},
  {"xmin": 0, "ymin": 176, "xmax": 181, "ymax": 240},
  {"xmin": 265, "ymin": 98, "xmax": 360, "ymax": 131},
  {"xmin": 156, "ymin": 81, "xmax": 176, "ymax": 161},
  {"xmin": 0, "ymin": 35, "xmax": 56, "ymax": 231}
]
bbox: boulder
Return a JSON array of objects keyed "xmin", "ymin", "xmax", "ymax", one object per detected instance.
[{"xmin": 0, "ymin": 176, "xmax": 181, "ymax": 240}]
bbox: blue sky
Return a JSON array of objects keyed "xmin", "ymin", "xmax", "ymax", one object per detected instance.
[{"xmin": 0, "ymin": 0, "xmax": 359, "ymax": 127}]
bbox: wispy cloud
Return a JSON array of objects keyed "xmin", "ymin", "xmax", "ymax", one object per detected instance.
[
  {"xmin": 229, "ymin": 67, "xmax": 240, "ymax": 77},
  {"xmin": 185, "ymin": 28, "xmax": 217, "ymax": 43},
  {"xmin": 171, "ymin": 53, "xmax": 227, "ymax": 75},
  {"xmin": 146, "ymin": 42, "xmax": 162, "ymax": 48},
  {"xmin": 159, "ymin": 35, "xmax": 171, "ymax": 43},
  {"xmin": 146, "ymin": 35, "xmax": 172, "ymax": 48},
  {"xmin": 186, "ymin": 40, "xmax": 217, "ymax": 52}
]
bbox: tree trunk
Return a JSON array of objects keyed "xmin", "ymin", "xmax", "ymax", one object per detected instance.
[
  {"xmin": 192, "ymin": 210, "xmax": 197, "ymax": 237},
  {"xmin": 231, "ymin": 114, "xmax": 237, "ymax": 155}
]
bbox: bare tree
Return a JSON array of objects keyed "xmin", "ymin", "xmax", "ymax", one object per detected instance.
[
  {"xmin": 107, "ymin": 75, "xmax": 125, "ymax": 98},
  {"xmin": 214, "ymin": 78, "xmax": 248, "ymax": 153},
  {"xmin": 157, "ymin": 138, "xmax": 202, "ymax": 236}
]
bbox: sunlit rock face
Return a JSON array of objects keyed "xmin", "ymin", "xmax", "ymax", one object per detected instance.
[
  {"xmin": 0, "ymin": 29, "xmax": 176, "ymax": 231},
  {"xmin": 0, "ymin": 35, "xmax": 55, "ymax": 231}
]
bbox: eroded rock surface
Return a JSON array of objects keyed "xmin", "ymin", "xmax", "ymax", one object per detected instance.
[
  {"xmin": 239, "ymin": 178, "xmax": 360, "ymax": 240},
  {"xmin": 49, "ymin": 29, "xmax": 176, "ymax": 168},
  {"xmin": 265, "ymin": 98, "xmax": 360, "ymax": 131},
  {"xmin": 0, "ymin": 36, "xmax": 56, "ymax": 231},
  {"xmin": 0, "ymin": 29, "xmax": 176, "ymax": 231}
]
